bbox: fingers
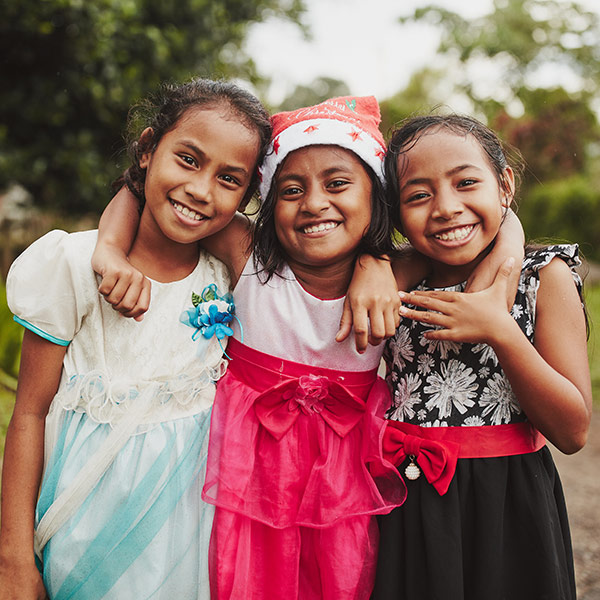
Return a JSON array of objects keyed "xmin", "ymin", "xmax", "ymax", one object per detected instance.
[
  {"xmin": 352, "ymin": 308, "xmax": 370, "ymax": 354},
  {"xmin": 496, "ymin": 256, "xmax": 518, "ymax": 309},
  {"xmin": 97, "ymin": 268, "xmax": 151, "ymax": 320},
  {"xmin": 398, "ymin": 290, "xmax": 450, "ymax": 313},
  {"xmin": 494, "ymin": 256, "xmax": 515, "ymax": 282},
  {"xmin": 399, "ymin": 305, "xmax": 449, "ymax": 328},
  {"xmin": 335, "ymin": 299, "xmax": 353, "ymax": 343},
  {"xmin": 368, "ymin": 299, "xmax": 401, "ymax": 346}
]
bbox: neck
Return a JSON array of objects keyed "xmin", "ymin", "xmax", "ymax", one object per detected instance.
[
  {"xmin": 128, "ymin": 212, "xmax": 200, "ymax": 283},
  {"xmin": 427, "ymin": 249, "xmax": 489, "ymax": 288},
  {"xmin": 286, "ymin": 256, "xmax": 356, "ymax": 299}
]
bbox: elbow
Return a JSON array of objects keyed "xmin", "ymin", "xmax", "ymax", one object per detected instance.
[{"xmin": 555, "ymin": 429, "xmax": 588, "ymax": 455}]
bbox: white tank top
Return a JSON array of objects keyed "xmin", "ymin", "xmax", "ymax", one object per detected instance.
[{"xmin": 231, "ymin": 256, "xmax": 383, "ymax": 372}]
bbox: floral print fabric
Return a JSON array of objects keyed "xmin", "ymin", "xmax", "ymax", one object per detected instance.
[{"xmin": 384, "ymin": 244, "xmax": 582, "ymax": 428}]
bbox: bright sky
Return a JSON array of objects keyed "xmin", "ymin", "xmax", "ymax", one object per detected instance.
[{"xmin": 245, "ymin": 0, "xmax": 599, "ymax": 107}]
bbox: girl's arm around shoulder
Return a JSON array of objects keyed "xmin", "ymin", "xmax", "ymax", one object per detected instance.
[
  {"xmin": 200, "ymin": 213, "xmax": 252, "ymax": 286},
  {"xmin": 398, "ymin": 257, "xmax": 592, "ymax": 453},
  {"xmin": 0, "ymin": 331, "xmax": 66, "ymax": 600},
  {"xmin": 465, "ymin": 209, "xmax": 524, "ymax": 306},
  {"xmin": 92, "ymin": 186, "xmax": 150, "ymax": 320},
  {"xmin": 337, "ymin": 254, "xmax": 402, "ymax": 353}
]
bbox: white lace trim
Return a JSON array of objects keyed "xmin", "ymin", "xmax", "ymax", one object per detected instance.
[{"xmin": 53, "ymin": 360, "xmax": 228, "ymax": 425}]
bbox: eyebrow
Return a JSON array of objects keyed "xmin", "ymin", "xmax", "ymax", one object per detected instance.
[
  {"xmin": 278, "ymin": 164, "xmax": 355, "ymax": 184},
  {"xmin": 180, "ymin": 141, "xmax": 250, "ymax": 177},
  {"xmin": 400, "ymin": 163, "xmax": 483, "ymax": 191}
]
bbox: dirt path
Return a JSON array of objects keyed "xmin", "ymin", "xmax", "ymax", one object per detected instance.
[{"xmin": 550, "ymin": 409, "xmax": 600, "ymax": 599}]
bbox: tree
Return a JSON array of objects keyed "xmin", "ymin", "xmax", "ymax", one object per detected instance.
[
  {"xmin": 277, "ymin": 77, "xmax": 351, "ymax": 111},
  {"xmin": 403, "ymin": 0, "xmax": 600, "ymax": 112},
  {"xmin": 379, "ymin": 67, "xmax": 449, "ymax": 138},
  {"xmin": 492, "ymin": 87, "xmax": 598, "ymax": 183},
  {"xmin": 399, "ymin": 0, "xmax": 600, "ymax": 260},
  {"xmin": 1, "ymin": 0, "xmax": 304, "ymax": 214}
]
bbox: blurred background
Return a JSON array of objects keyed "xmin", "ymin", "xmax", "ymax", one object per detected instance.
[{"xmin": 1, "ymin": 0, "xmax": 599, "ymax": 595}]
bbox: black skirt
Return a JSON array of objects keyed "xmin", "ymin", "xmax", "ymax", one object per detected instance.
[{"xmin": 372, "ymin": 447, "xmax": 575, "ymax": 600}]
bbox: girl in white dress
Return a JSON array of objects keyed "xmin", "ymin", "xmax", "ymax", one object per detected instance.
[{"xmin": 0, "ymin": 78, "xmax": 271, "ymax": 600}]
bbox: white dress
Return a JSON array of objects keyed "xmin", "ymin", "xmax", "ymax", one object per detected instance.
[{"xmin": 7, "ymin": 229, "xmax": 231, "ymax": 600}]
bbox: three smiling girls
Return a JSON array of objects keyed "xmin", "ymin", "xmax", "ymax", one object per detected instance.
[{"xmin": 1, "ymin": 79, "xmax": 591, "ymax": 600}]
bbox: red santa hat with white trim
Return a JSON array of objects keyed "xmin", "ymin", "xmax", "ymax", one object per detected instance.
[{"xmin": 258, "ymin": 95, "xmax": 386, "ymax": 199}]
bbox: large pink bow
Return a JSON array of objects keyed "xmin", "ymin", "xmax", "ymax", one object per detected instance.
[
  {"xmin": 254, "ymin": 374, "xmax": 366, "ymax": 441},
  {"xmin": 383, "ymin": 425, "xmax": 460, "ymax": 495}
]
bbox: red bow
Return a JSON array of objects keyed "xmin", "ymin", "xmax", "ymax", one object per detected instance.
[
  {"xmin": 383, "ymin": 425, "xmax": 460, "ymax": 495},
  {"xmin": 254, "ymin": 375, "xmax": 366, "ymax": 441}
]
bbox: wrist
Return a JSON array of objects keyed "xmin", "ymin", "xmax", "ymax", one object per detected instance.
[{"xmin": 485, "ymin": 313, "xmax": 522, "ymax": 351}]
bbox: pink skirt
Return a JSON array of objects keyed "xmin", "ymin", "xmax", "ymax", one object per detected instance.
[{"xmin": 203, "ymin": 338, "xmax": 406, "ymax": 599}]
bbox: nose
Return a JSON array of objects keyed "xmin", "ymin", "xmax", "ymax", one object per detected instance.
[
  {"xmin": 183, "ymin": 171, "xmax": 212, "ymax": 204},
  {"xmin": 431, "ymin": 187, "xmax": 463, "ymax": 220},
  {"xmin": 300, "ymin": 186, "xmax": 330, "ymax": 215}
]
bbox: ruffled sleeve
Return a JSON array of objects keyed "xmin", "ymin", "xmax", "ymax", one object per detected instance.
[
  {"xmin": 6, "ymin": 230, "xmax": 97, "ymax": 346},
  {"xmin": 522, "ymin": 244, "xmax": 582, "ymax": 291},
  {"xmin": 513, "ymin": 244, "xmax": 582, "ymax": 340}
]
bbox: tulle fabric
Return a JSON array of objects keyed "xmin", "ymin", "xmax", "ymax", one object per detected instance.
[
  {"xmin": 38, "ymin": 407, "xmax": 214, "ymax": 600},
  {"xmin": 210, "ymin": 510, "xmax": 379, "ymax": 600},
  {"xmin": 202, "ymin": 339, "xmax": 405, "ymax": 599}
]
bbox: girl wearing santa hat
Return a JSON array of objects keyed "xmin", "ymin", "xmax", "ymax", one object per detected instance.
[{"xmin": 92, "ymin": 95, "xmax": 523, "ymax": 599}]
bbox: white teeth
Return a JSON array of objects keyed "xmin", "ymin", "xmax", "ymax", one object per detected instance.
[
  {"xmin": 435, "ymin": 225, "xmax": 473, "ymax": 241},
  {"xmin": 171, "ymin": 201, "xmax": 205, "ymax": 221},
  {"xmin": 303, "ymin": 222, "xmax": 338, "ymax": 234}
]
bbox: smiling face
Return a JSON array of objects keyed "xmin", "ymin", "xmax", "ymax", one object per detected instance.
[
  {"xmin": 139, "ymin": 105, "xmax": 260, "ymax": 248},
  {"xmin": 397, "ymin": 128, "xmax": 514, "ymax": 286},
  {"xmin": 273, "ymin": 145, "xmax": 373, "ymax": 276}
]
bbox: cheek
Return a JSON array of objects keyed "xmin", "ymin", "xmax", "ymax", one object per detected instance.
[{"xmin": 273, "ymin": 203, "xmax": 292, "ymax": 247}]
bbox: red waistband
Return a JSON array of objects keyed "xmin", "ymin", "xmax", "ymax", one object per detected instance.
[
  {"xmin": 225, "ymin": 337, "xmax": 379, "ymax": 395},
  {"xmin": 381, "ymin": 420, "xmax": 546, "ymax": 495},
  {"xmin": 385, "ymin": 419, "xmax": 545, "ymax": 459}
]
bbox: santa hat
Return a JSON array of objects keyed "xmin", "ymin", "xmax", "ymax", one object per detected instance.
[{"xmin": 258, "ymin": 96, "xmax": 386, "ymax": 199}]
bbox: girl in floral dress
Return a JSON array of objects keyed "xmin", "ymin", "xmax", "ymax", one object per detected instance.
[
  {"xmin": 0, "ymin": 78, "xmax": 271, "ymax": 600},
  {"xmin": 90, "ymin": 98, "xmax": 525, "ymax": 599},
  {"xmin": 373, "ymin": 115, "xmax": 592, "ymax": 600}
]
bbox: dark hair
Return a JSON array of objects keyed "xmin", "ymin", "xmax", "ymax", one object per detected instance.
[
  {"xmin": 252, "ymin": 150, "xmax": 394, "ymax": 281},
  {"xmin": 384, "ymin": 114, "xmax": 524, "ymax": 232},
  {"xmin": 114, "ymin": 78, "xmax": 272, "ymax": 210}
]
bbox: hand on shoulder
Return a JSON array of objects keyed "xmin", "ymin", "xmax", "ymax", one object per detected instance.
[{"xmin": 92, "ymin": 242, "xmax": 151, "ymax": 321}]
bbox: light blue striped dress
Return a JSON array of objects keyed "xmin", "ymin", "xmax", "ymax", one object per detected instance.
[{"xmin": 7, "ymin": 229, "xmax": 231, "ymax": 600}]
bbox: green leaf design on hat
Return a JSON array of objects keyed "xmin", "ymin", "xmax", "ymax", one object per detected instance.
[{"xmin": 345, "ymin": 99, "xmax": 357, "ymax": 112}]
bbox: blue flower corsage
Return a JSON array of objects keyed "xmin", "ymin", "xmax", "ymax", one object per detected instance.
[{"xmin": 179, "ymin": 284, "xmax": 240, "ymax": 358}]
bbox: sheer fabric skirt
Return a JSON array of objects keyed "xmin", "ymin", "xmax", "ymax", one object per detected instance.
[
  {"xmin": 37, "ymin": 406, "xmax": 214, "ymax": 600},
  {"xmin": 203, "ymin": 340, "xmax": 405, "ymax": 599}
]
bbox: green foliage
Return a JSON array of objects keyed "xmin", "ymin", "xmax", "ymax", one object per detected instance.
[
  {"xmin": 491, "ymin": 88, "xmax": 599, "ymax": 183},
  {"xmin": 277, "ymin": 77, "xmax": 351, "ymax": 111},
  {"xmin": 518, "ymin": 175, "xmax": 600, "ymax": 261},
  {"xmin": 404, "ymin": 0, "xmax": 600, "ymax": 104},
  {"xmin": 0, "ymin": 0, "xmax": 305, "ymax": 214},
  {"xmin": 584, "ymin": 284, "xmax": 600, "ymax": 405},
  {"xmin": 0, "ymin": 281, "xmax": 22, "ymax": 380},
  {"xmin": 379, "ymin": 68, "xmax": 448, "ymax": 137}
]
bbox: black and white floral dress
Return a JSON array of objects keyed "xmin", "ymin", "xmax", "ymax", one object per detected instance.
[{"xmin": 372, "ymin": 245, "xmax": 582, "ymax": 600}]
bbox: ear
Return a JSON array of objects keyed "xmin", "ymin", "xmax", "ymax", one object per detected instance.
[
  {"xmin": 138, "ymin": 127, "xmax": 155, "ymax": 169},
  {"xmin": 501, "ymin": 166, "xmax": 515, "ymax": 209}
]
